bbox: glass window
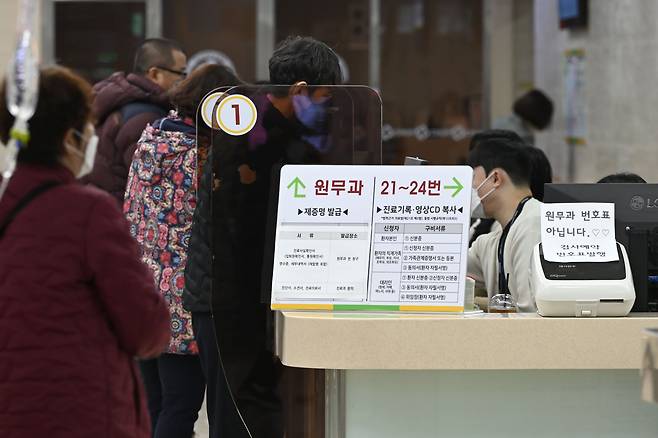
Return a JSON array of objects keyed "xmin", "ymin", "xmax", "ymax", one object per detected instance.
[
  {"xmin": 163, "ymin": 0, "xmax": 256, "ymax": 80},
  {"xmin": 54, "ymin": 1, "xmax": 146, "ymax": 82}
]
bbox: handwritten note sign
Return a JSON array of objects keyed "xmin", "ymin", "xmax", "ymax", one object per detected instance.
[
  {"xmin": 541, "ymin": 203, "xmax": 618, "ymax": 262},
  {"xmin": 271, "ymin": 165, "xmax": 473, "ymax": 312}
]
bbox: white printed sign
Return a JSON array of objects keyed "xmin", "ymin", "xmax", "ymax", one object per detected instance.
[
  {"xmin": 271, "ymin": 165, "xmax": 473, "ymax": 312},
  {"xmin": 541, "ymin": 203, "xmax": 618, "ymax": 263}
]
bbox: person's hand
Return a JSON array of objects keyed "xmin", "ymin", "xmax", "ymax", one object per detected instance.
[{"xmin": 238, "ymin": 164, "xmax": 256, "ymax": 184}]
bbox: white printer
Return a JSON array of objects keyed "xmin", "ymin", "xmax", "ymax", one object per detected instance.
[{"xmin": 530, "ymin": 242, "xmax": 635, "ymax": 317}]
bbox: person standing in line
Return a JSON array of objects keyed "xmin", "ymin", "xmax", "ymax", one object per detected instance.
[
  {"xmin": 492, "ymin": 88, "xmax": 554, "ymax": 146},
  {"xmin": 85, "ymin": 38, "xmax": 187, "ymax": 433},
  {"xmin": 85, "ymin": 38, "xmax": 187, "ymax": 205},
  {"xmin": 124, "ymin": 63, "xmax": 242, "ymax": 438},
  {"xmin": 0, "ymin": 66, "xmax": 170, "ymax": 438},
  {"xmin": 185, "ymin": 36, "xmax": 342, "ymax": 438}
]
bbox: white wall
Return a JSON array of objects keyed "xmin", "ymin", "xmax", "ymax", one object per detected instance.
[
  {"xmin": 535, "ymin": 0, "xmax": 658, "ymax": 182},
  {"xmin": 484, "ymin": 0, "xmax": 514, "ymax": 126},
  {"xmin": 484, "ymin": 0, "xmax": 534, "ymax": 127},
  {"xmin": 512, "ymin": 0, "xmax": 534, "ymax": 95},
  {"xmin": 0, "ymin": 0, "xmax": 20, "ymax": 71},
  {"xmin": 0, "ymin": 0, "xmax": 42, "ymax": 74}
]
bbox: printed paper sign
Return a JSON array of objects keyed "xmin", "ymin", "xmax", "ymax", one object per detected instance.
[
  {"xmin": 541, "ymin": 202, "xmax": 618, "ymax": 262},
  {"xmin": 271, "ymin": 165, "xmax": 473, "ymax": 312}
]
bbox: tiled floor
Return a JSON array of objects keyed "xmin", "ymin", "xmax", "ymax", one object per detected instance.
[{"xmin": 194, "ymin": 395, "xmax": 209, "ymax": 436}]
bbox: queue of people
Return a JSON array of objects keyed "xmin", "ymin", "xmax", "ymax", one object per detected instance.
[
  {"xmin": 0, "ymin": 34, "xmax": 343, "ymax": 438},
  {"xmin": 0, "ymin": 33, "xmax": 648, "ymax": 438}
]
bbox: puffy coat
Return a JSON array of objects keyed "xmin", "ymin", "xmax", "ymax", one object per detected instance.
[
  {"xmin": 124, "ymin": 114, "xmax": 203, "ymax": 354},
  {"xmin": 0, "ymin": 164, "xmax": 170, "ymax": 438},
  {"xmin": 182, "ymin": 155, "xmax": 212, "ymax": 313},
  {"xmin": 85, "ymin": 72, "xmax": 170, "ymax": 204}
]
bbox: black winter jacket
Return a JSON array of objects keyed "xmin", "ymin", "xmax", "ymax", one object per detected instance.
[{"xmin": 183, "ymin": 155, "xmax": 213, "ymax": 313}]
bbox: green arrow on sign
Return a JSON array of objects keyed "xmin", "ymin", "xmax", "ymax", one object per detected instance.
[
  {"xmin": 287, "ymin": 177, "xmax": 306, "ymax": 198},
  {"xmin": 445, "ymin": 177, "xmax": 464, "ymax": 198}
]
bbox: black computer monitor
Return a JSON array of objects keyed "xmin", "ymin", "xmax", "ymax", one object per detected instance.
[{"xmin": 544, "ymin": 183, "xmax": 658, "ymax": 312}]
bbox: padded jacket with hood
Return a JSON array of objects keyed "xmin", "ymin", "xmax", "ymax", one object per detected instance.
[{"xmin": 85, "ymin": 72, "xmax": 169, "ymax": 204}]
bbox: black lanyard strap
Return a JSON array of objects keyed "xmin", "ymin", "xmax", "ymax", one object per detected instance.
[
  {"xmin": 0, "ymin": 181, "xmax": 61, "ymax": 240},
  {"xmin": 497, "ymin": 196, "xmax": 532, "ymax": 294}
]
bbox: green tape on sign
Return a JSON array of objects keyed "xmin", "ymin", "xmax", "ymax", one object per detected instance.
[{"xmin": 333, "ymin": 304, "xmax": 400, "ymax": 311}]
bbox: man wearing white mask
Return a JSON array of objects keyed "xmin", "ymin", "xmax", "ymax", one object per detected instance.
[{"xmin": 467, "ymin": 138, "xmax": 542, "ymax": 312}]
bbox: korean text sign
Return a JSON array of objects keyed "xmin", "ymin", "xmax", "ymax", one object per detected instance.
[
  {"xmin": 271, "ymin": 165, "xmax": 473, "ymax": 312},
  {"xmin": 541, "ymin": 202, "xmax": 618, "ymax": 262}
]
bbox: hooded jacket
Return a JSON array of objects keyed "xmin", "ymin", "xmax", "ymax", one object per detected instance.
[
  {"xmin": 86, "ymin": 72, "xmax": 170, "ymax": 204},
  {"xmin": 124, "ymin": 113, "xmax": 201, "ymax": 354}
]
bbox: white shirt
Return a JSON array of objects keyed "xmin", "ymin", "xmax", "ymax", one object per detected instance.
[{"xmin": 467, "ymin": 198, "xmax": 542, "ymax": 312}]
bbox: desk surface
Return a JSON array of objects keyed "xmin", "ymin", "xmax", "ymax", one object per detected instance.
[{"xmin": 276, "ymin": 311, "xmax": 658, "ymax": 370}]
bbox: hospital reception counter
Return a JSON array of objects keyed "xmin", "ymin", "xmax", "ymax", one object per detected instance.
[{"xmin": 276, "ymin": 311, "xmax": 658, "ymax": 438}]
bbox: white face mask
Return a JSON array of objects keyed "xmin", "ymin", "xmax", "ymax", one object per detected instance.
[
  {"xmin": 470, "ymin": 172, "xmax": 496, "ymax": 219},
  {"xmin": 66, "ymin": 128, "xmax": 98, "ymax": 178}
]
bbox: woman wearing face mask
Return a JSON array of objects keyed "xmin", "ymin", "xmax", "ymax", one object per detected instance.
[
  {"xmin": 124, "ymin": 64, "xmax": 242, "ymax": 438},
  {"xmin": 0, "ymin": 66, "xmax": 170, "ymax": 438}
]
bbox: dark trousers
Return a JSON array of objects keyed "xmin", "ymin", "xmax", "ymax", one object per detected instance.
[
  {"xmin": 139, "ymin": 353, "xmax": 206, "ymax": 438},
  {"xmin": 192, "ymin": 312, "xmax": 248, "ymax": 438}
]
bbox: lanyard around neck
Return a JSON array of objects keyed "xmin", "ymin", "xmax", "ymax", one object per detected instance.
[{"xmin": 497, "ymin": 196, "xmax": 532, "ymax": 294}]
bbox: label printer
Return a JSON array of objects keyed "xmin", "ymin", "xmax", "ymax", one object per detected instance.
[{"xmin": 530, "ymin": 242, "xmax": 635, "ymax": 317}]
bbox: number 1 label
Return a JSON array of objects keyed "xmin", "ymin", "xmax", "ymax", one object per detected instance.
[
  {"xmin": 216, "ymin": 94, "xmax": 257, "ymax": 136},
  {"xmin": 232, "ymin": 104, "xmax": 241, "ymax": 125}
]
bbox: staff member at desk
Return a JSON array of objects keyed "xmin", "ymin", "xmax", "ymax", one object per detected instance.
[{"xmin": 467, "ymin": 138, "xmax": 542, "ymax": 312}]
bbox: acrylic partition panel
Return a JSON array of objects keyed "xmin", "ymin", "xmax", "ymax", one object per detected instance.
[{"xmin": 195, "ymin": 85, "xmax": 382, "ymax": 438}]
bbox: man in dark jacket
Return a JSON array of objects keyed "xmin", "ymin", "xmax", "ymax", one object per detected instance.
[
  {"xmin": 86, "ymin": 38, "xmax": 187, "ymax": 434},
  {"xmin": 85, "ymin": 38, "xmax": 187, "ymax": 204},
  {"xmin": 184, "ymin": 36, "xmax": 341, "ymax": 438}
]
